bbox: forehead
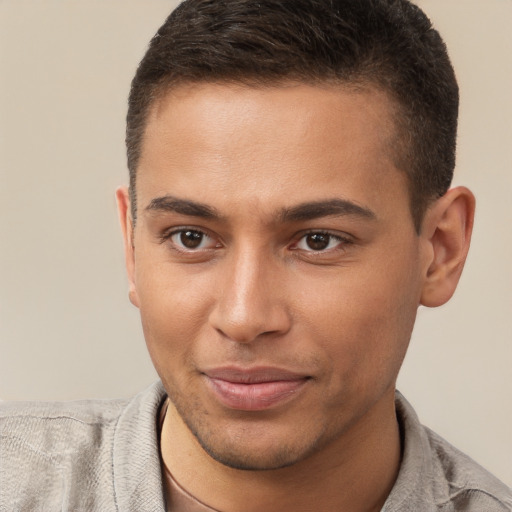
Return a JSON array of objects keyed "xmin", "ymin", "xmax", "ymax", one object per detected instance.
[{"xmin": 137, "ymin": 82, "xmax": 408, "ymax": 221}]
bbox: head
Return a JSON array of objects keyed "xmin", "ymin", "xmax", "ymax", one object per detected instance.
[
  {"xmin": 117, "ymin": 0, "xmax": 474, "ymax": 474},
  {"xmin": 126, "ymin": 0, "xmax": 459, "ymax": 232}
]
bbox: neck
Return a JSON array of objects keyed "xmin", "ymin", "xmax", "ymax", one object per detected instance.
[{"xmin": 160, "ymin": 389, "xmax": 401, "ymax": 512}]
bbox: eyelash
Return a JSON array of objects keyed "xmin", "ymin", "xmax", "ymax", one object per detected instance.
[
  {"xmin": 159, "ymin": 227, "xmax": 219, "ymax": 252},
  {"xmin": 159, "ymin": 228, "xmax": 353, "ymax": 255},
  {"xmin": 292, "ymin": 230, "xmax": 353, "ymax": 253}
]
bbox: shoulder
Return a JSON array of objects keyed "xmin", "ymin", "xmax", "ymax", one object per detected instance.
[
  {"xmin": 387, "ymin": 392, "xmax": 512, "ymax": 512},
  {"xmin": 0, "ymin": 394, "xmax": 127, "ymax": 426},
  {"xmin": 0, "ymin": 394, "xmax": 128, "ymax": 463},
  {"xmin": 425, "ymin": 427, "xmax": 512, "ymax": 511},
  {"xmin": 0, "ymin": 381, "xmax": 167, "ymax": 511},
  {"xmin": 0, "ymin": 396, "xmax": 126, "ymax": 510}
]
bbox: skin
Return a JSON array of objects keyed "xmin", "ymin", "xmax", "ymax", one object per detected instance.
[{"xmin": 117, "ymin": 83, "xmax": 474, "ymax": 512}]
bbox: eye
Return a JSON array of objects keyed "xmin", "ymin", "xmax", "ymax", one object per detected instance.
[
  {"xmin": 293, "ymin": 232, "xmax": 349, "ymax": 252},
  {"xmin": 169, "ymin": 229, "xmax": 219, "ymax": 251}
]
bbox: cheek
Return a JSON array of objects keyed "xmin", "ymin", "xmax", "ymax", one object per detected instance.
[
  {"xmin": 133, "ymin": 257, "xmax": 214, "ymax": 369},
  {"xmin": 297, "ymin": 253, "xmax": 420, "ymax": 390}
]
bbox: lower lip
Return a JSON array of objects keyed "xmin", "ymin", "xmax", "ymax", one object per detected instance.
[{"xmin": 205, "ymin": 377, "xmax": 309, "ymax": 411}]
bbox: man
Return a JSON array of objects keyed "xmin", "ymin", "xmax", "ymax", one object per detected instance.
[{"xmin": 1, "ymin": 0, "xmax": 510, "ymax": 510}]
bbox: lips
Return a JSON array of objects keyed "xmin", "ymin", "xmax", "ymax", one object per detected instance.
[{"xmin": 202, "ymin": 367, "xmax": 310, "ymax": 411}]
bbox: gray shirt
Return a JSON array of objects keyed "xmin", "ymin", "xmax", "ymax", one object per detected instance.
[{"xmin": 1, "ymin": 381, "xmax": 510, "ymax": 511}]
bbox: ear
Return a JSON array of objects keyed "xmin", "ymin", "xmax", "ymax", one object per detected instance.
[
  {"xmin": 420, "ymin": 186, "xmax": 475, "ymax": 307},
  {"xmin": 115, "ymin": 186, "xmax": 140, "ymax": 308}
]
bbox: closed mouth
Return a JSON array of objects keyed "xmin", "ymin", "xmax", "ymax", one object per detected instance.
[{"xmin": 202, "ymin": 366, "xmax": 311, "ymax": 411}]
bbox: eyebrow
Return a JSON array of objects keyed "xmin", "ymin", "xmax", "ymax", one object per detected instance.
[
  {"xmin": 145, "ymin": 196, "xmax": 221, "ymax": 219},
  {"xmin": 280, "ymin": 199, "xmax": 376, "ymax": 223},
  {"xmin": 144, "ymin": 195, "xmax": 376, "ymax": 223}
]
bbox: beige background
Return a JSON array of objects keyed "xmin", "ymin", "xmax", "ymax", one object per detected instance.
[{"xmin": 0, "ymin": 0, "xmax": 511, "ymax": 486}]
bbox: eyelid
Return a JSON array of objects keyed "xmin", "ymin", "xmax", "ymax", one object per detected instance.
[
  {"xmin": 158, "ymin": 226, "xmax": 353, "ymax": 254},
  {"xmin": 290, "ymin": 230, "xmax": 354, "ymax": 253},
  {"xmin": 159, "ymin": 226, "xmax": 222, "ymax": 250}
]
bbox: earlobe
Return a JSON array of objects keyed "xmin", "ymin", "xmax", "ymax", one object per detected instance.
[
  {"xmin": 420, "ymin": 186, "xmax": 475, "ymax": 308},
  {"xmin": 115, "ymin": 186, "xmax": 140, "ymax": 308}
]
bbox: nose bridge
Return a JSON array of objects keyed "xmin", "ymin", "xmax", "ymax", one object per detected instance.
[{"xmin": 210, "ymin": 242, "xmax": 290, "ymax": 343}]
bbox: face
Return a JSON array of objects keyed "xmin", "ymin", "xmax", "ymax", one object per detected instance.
[{"xmin": 122, "ymin": 83, "xmax": 429, "ymax": 470}]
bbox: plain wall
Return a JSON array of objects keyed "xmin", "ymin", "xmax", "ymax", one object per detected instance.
[{"xmin": 0, "ymin": 0, "xmax": 511, "ymax": 485}]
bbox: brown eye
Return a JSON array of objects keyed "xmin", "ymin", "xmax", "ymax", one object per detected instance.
[
  {"xmin": 170, "ymin": 229, "xmax": 217, "ymax": 250},
  {"xmin": 305, "ymin": 233, "xmax": 330, "ymax": 251},
  {"xmin": 180, "ymin": 230, "xmax": 203, "ymax": 248},
  {"xmin": 294, "ymin": 232, "xmax": 349, "ymax": 253}
]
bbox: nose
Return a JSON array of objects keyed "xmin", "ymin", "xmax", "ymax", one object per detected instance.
[{"xmin": 208, "ymin": 248, "xmax": 292, "ymax": 343}]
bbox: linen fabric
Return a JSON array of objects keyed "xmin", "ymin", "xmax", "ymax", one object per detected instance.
[{"xmin": 1, "ymin": 381, "xmax": 510, "ymax": 511}]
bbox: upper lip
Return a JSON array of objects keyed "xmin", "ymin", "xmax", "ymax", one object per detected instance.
[{"xmin": 202, "ymin": 367, "xmax": 310, "ymax": 384}]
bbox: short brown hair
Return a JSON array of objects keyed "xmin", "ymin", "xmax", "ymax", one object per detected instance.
[{"xmin": 126, "ymin": 0, "xmax": 458, "ymax": 231}]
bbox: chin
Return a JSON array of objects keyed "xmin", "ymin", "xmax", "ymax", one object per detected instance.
[
  {"xmin": 194, "ymin": 433, "xmax": 310, "ymax": 471},
  {"xmin": 165, "ymin": 378, "xmax": 336, "ymax": 472},
  {"xmin": 178, "ymin": 407, "xmax": 326, "ymax": 471}
]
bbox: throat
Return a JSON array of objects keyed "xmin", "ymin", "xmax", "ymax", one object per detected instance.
[{"xmin": 162, "ymin": 463, "xmax": 221, "ymax": 512}]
